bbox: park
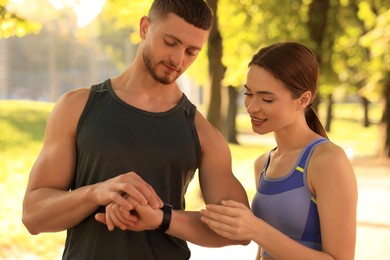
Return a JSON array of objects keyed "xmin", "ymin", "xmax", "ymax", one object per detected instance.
[{"xmin": 1, "ymin": 0, "xmax": 389, "ymax": 259}]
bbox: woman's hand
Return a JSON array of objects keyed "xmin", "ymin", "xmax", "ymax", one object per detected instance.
[{"xmin": 200, "ymin": 200, "xmax": 258, "ymax": 241}]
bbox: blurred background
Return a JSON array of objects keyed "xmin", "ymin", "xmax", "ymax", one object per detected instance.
[{"xmin": 1, "ymin": 0, "xmax": 389, "ymax": 259}]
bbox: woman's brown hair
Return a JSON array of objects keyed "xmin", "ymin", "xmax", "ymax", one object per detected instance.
[{"xmin": 249, "ymin": 42, "xmax": 328, "ymax": 138}]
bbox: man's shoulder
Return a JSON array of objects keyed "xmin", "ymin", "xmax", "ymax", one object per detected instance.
[
  {"xmin": 193, "ymin": 110, "xmax": 228, "ymax": 147},
  {"xmin": 58, "ymin": 87, "xmax": 91, "ymax": 106},
  {"xmin": 51, "ymin": 87, "xmax": 92, "ymax": 121}
]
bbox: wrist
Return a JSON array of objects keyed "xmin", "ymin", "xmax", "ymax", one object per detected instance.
[{"xmin": 156, "ymin": 204, "xmax": 172, "ymax": 233}]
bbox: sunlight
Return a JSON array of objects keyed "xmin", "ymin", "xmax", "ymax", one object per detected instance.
[
  {"xmin": 8, "ymin": 0, "xmax": 105, "ymax": 27},
  {"xmin": 49, "ymin": 0, "xmax": 106, "ymax": 27}
]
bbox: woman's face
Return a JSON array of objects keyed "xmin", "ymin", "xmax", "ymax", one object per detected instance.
[{"xmin": 244, "ymin": 65, "xmax": 300, "ymax": 135}]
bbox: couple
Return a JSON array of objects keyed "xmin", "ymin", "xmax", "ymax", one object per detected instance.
[{"xmin": 22, "ymin": 0, "xmax": 357, "ymax": 259}]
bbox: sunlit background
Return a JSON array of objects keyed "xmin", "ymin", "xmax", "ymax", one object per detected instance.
[
  {"xmin": 8, "ymin": 0, "xmax": 106, "ymax": 27},
  {"xmin": 1, "ymin": 0, "xmax": 389, "ymax": 259}
]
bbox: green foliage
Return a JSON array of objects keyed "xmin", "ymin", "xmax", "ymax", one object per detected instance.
[
  {"xmin": 219, "ymin": 0, "xmax": 309, "ymax": 87},
  {"xmin": 96, "ymin": 0, "xmax": 152, "ymax": 70},
  {"xmin": 100, "ymin": 0, "xmax": 152, "ymax": 33},
  {"xmin": 0, "ymin": 101, "xmax": 50, "ymax": 146},
  {"xmin": 0, "ymin": 100, "xmax": 66, "ymax": 259},
  {"xmin": 359, "ymin": 5, "xmax": 390, "ymax": 98},
  {"xmin": 326, "ymin": 0, "xmax": 390, "ymax": 101},
  {"xmin": 95, "ymin": 0, "xmax": 389, "ymax": 124},
  {"xmin": 98, "ymin": 0, "xmax": 153, "ymax": 48},
  {"xmin": 0, "ymin": 1, "xmax": 41, "ymax": 38}
]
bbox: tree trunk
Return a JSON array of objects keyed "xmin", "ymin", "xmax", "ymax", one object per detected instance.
[
  {"xmin": 381, "ymin": 73, "xmax": 390, "ymax": 158},
  {"xmin": 206, "ymin": 0, "xmax": 225, "ymax": 130},
  {"xmin": 308, "ymin": 0, "xmax": 330, "ymax": 64},
  {"xmin": 325, "ymin": 94, "xmax": 333, "ymax": 132},
  {"xmin": 224, "ymin": 85, "xmax": 239, "ymax": 144},
  {"xmin": 307, "ymin": 0, "xmax": 330, "ymax": 113},
  {"xmin": 361, "ymin": 96, "xmax": 370, "ymax": 127}
]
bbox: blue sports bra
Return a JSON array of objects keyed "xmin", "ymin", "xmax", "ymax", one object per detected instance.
[{"xmin": 251, "ymin": 138, "xmax": 329, "ymax": 258}]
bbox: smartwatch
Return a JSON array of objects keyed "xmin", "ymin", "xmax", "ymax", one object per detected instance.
[{"xmin": 156, "ymin": 204, "xmax": 172, "ymax": 233}]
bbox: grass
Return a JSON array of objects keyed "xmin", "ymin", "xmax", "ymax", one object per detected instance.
[
  {"xmin": 0, "ymin": 100, "xmax": 66, "ymax": 259},
  {"xmin": 0, "ymin": 100, "xmax": 382, "ymax": 259}
]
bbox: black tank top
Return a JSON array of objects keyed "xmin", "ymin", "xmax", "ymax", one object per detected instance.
[{"xmin": 63, "ymin": 79, "xmax": 200, "ymax": 259}]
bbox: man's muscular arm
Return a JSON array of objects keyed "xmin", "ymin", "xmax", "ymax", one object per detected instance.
[{"xmin": 22, "ymin": 89, "xmax": 162, "ymax": 234}]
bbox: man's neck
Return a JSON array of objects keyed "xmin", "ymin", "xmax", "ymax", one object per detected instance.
[{"xmin": 110, "ymin": 66, "xmax": 183, "ymax": 112}]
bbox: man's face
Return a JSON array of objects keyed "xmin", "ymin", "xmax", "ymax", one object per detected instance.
[{"xmin": 140, "ymin": 13, "xmax": 210, "ymax": 85}]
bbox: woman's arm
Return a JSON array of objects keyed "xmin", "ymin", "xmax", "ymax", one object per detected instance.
[{"xmin": 200, "ymin": 142, "xmax": 357, "ymax": 259}]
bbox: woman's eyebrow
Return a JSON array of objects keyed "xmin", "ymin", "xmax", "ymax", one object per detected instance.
[{"xmin": 244, "ymin": 85, "xmax": 275, "ymax": 95}]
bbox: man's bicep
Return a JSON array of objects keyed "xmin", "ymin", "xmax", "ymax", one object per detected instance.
[
  {"xmin": 198, "ymin": 138, "xmax": 248, "ymax": 206},
  {"xmin": 26, "ymin": 91, "xmax": 85, "ymax": 192},
  {"xmin": 27, "ymin": 139, "xmax": 76, "ymax": 192}
]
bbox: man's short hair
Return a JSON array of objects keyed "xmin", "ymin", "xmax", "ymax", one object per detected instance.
[{"xmin": 148, "ymin": 0, "xmax": 213, "ymax": 30}]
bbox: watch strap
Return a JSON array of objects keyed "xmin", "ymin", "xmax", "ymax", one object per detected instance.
[{"xmin": 156, "ymin": 204, "xmax": 172, "ymax": 233}]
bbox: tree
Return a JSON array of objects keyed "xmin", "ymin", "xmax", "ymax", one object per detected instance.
[
  {"xmin": 219, "ymin": 0, "xmax": 310, "ymax": 142},
  {"xmin": 328, "ymin": 0, "xmax": 390, "ymax": 157},
  {"xmin": 95, "ymin": 0, "xmax": 390, "ymax": 155},
  {"xmin": 360, "ymin": 4, "xmax": 390, "ymax": 157},
  {"xmin": 307, "ymin": 0, "xmax": 330, "ymax": 117},
  {"xmin": 0, "ymin": 0, "xmax": 41, "ymax": 38},
  {"xmin": 1, "ymin": 0, "xmax": 41, "ymax": 99},
  {"xmin": 325, "ymin": 0, "xmax": 375, "ymax": 131},
  {"xmin": 206, "ymin": 0, "xmax": 225, "ymax": 130}
]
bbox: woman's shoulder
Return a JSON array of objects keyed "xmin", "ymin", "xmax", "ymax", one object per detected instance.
[
  {"xmin": 312, "ymin": 140, "xmax": 348, "ymax": 164},
  {"xmin": 309, "ymin": 140, "xmax": 355, "ymax": 186}
]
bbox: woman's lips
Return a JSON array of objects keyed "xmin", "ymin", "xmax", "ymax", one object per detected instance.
[{"xmin": 250, "ymin": 117, "xmax": 266, "ymax": 126}]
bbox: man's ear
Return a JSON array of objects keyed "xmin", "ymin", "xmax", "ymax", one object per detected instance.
[
  {"xmin": 298, "ymin": 91, "xmax": 312, "ymax": 109},
  {"xmin": 139, "ymin": 16, "xmax": 150, "ymax": 39}
]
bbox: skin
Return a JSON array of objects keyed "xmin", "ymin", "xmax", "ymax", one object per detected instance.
[
  {"xmin": 22, "ymin": 13, "xmax": 249, "ymax": 248},
  {"xmin": 200, "ymin": 66, "xmax": 357, "ymax": 259}
]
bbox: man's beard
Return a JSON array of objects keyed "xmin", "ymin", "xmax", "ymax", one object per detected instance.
[{"xmin": 142, "ymin": 45, "xmax": 180, "ymax": 85}]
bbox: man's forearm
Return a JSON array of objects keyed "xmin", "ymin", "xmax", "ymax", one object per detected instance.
[
  {"xmin": 22, "ymin": 186, "xmax": 100, "ymax": 234},
  {"xmin": 167, "ymin": 210, "xmax": 249, "ymax": 247}
]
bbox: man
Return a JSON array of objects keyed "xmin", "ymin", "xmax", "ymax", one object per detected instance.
[{"xmin": 22, "ymin": 0, "xmax": 249, "ymax": 259}]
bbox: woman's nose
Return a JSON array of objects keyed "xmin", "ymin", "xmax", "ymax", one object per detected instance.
[{"xmin": 246, "ymin": 98, "xmax": 262, "ymax": 114}]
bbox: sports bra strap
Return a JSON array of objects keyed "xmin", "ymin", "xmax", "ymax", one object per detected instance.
[{"xmin": 296, "ymin": 138, "xmax": 329, "ymax": 171}]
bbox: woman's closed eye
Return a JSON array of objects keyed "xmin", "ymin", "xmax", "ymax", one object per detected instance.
[{"xmin": 262, "ymin": 98, "xmax": 273, "ymax": 103}]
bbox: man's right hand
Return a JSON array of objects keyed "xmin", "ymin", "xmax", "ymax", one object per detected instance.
[
  {"xmin": 94, "ymin": 172, "xmax": 163, "ymax": 211},
  {"xmin": 93, "ymin": 172, "xmax": 163, "ymax": 231}
]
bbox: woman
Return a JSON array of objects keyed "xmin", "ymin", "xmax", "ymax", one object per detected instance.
[{"xmin": 200, "ymin": 42, "xmax": 357, "ymax": 259}]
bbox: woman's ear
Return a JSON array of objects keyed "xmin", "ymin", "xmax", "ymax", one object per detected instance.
[{"xmin": 298, "ymin": 91, "xmax": 312, "ymax": 109}]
